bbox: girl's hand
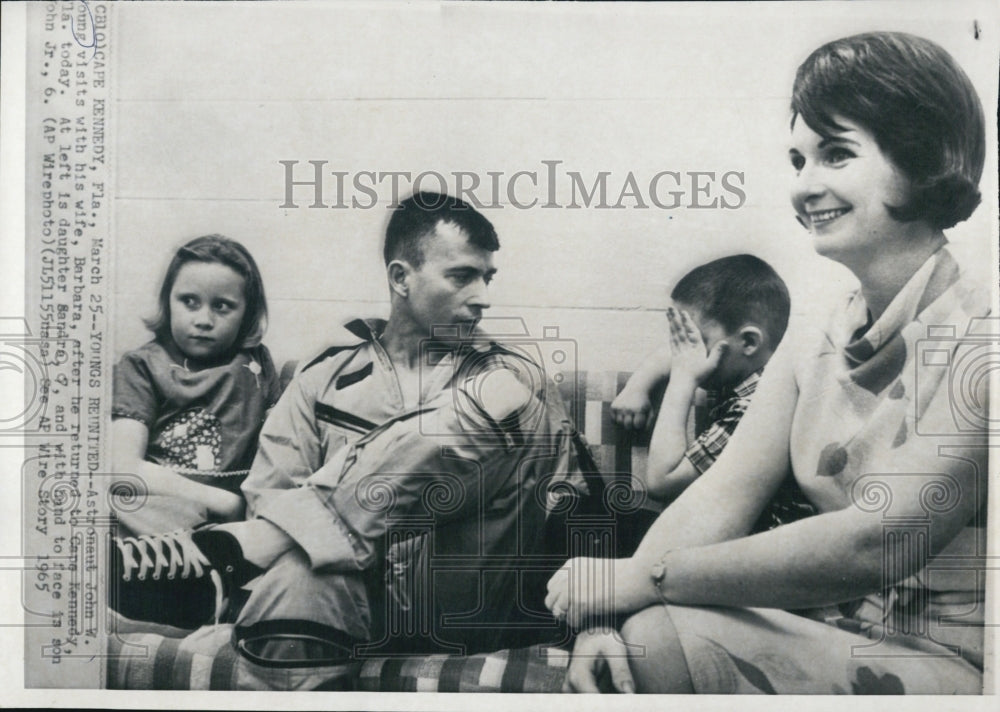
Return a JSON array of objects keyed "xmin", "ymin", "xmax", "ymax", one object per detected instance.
[
  {"xmin": 667, "ymin": 308, "xmax": 728, "ymax": 386},
  {"xmin": 207, "ymin": 489, "xmax": 246, "ymax": 522}
]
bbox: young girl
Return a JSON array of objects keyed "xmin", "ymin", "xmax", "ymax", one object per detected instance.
[
  {"xmin": 552, "ymin": 32, "xmax": 991, "ymax": 694},
  {"xmin": 111, "ymin": 235, "xmax": 280, "ymax": 536}
]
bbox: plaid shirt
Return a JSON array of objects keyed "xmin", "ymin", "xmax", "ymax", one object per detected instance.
[{"xmin": 684, "ymin": 368, "xmax": 763, "ymax": 474}]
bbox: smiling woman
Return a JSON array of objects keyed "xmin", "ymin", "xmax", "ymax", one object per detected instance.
[
  {"xmin": 787, "ymin": 32, "xmax": 986, "ymax": 318},
  {"xmin": 791, "ymin": 32, "xmax": 984, "ymax": 233},
  {"xmin": 789, "ymin": 117, "xmax": 922, "ymax": 283},
  {"xmin": 553, "ymin": 31, "xmax": 993, "ymax": 695}
]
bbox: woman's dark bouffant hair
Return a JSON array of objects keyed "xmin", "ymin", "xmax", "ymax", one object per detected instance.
[
  {"xmin": 144, "ymin": 234, "xmax": 268, "ymax": 351},
  {"xmin": 792, "ymin": 32, "xmax": 985, "ymax": 230}
]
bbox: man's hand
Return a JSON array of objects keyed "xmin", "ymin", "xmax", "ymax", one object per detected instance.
[
  {"xmin": 563, "ymin": 628, "xmax": 635, "ymax": 693},
  {"xmin": 611, "ymin": 385, "xmax": 653, "ymax": 431},
  {"xmin": 668, "ymin": 307, "xmax": 727, "ymax": 386}
]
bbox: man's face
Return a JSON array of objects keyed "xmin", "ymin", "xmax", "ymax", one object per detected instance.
[{"xmin": 406, "ymin": 221, "xmax": 496, "ymax": 338}]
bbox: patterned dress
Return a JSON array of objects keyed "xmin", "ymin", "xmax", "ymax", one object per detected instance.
[{"xmin": 112, "ymin": 340, "xmax": 280, "ymax": 534}]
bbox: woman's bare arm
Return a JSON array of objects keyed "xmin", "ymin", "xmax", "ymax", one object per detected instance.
[
  {"xmin": 549, "ymin": 334, "xmax": 986, "ymax": 620},
  {"xmin": 548, "ymin": 341, "xmax": 799, "ymax": 622}
]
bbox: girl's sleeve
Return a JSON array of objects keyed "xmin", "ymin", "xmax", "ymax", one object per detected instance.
[{"xmin": 111, "ymin": 351, "xmax": 158, "ymax": 426}]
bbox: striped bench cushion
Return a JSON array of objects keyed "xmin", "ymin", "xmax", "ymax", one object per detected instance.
[
  {"xmin": 356, "ymin": 645, "xmax": 569, "ymax": 692},
  {"xmin": 107, "ymin": 619, "xmax": 568, "ymax": 692}
]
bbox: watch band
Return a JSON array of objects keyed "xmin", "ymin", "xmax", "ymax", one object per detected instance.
[{"xmin": 650, "ymin": 554, "xmax": 671, "ymax": 604}]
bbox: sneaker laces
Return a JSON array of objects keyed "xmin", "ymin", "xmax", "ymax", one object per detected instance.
[{"xmin": 115, "ymin": 530, "xmax": 211, "ymax": 582}]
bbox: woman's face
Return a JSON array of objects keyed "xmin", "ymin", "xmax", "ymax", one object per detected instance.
[{"xmin": 788, "ymin": 115, "xmax": 913, "ymax": 266}]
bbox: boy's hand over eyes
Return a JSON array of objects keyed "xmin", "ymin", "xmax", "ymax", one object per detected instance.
[{"xmin": 667, "ymin": 308, "xmax": 727, "ymax": 387}]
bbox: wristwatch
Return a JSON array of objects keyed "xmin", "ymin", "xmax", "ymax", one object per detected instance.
[{"xmin": 650, "ymin": 557, "xmax": 670, "ymax": 604}]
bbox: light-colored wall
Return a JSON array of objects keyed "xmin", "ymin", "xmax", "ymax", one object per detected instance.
[{"xmin": 112, "ymin": 2, "xmax": 998, "ymax": 374}]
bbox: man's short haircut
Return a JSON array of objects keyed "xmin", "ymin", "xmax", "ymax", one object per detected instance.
[
  {"xmin": 792, "ymin": 31, "xmax": 985, "ymax": 230},
  {"xmin": 383, "ymin": 191, "xmax": 500, "ymax": 266},
  {"xmin": 671, "ymin": 254, "xmax": 790, "ymax": 348}
]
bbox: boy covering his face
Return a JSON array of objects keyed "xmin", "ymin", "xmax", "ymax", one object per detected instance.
[{"xmin": 613, "ymin": 255, "xmax": 812, "ymax": 529}]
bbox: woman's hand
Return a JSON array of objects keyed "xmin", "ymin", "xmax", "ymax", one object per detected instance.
[
  {"xmin": 546, "ymin": 557, "xmax": 609, "ymax": 629},
  {"xmin": 563, "ymin": 628, "xmax": 635, "ymax": 693},
  {"xmin": 545, "ymin": 557, "xmax": 650, "ymax": 630}
]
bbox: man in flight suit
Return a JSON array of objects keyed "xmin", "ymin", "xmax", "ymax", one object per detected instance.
[{"xmin": 112, "ymin": 192, "xmax": 577, "ymax": 679}]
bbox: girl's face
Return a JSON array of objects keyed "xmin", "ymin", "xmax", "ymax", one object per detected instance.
[
  {"xmin": 169, "ymin": 261, "xmax": 247, "ymax": 362},
  {"xmin": 788, "ymin": 115, "xmax": 913, "ymax": 266}
]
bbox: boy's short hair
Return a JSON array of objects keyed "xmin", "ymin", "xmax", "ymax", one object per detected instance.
[
  {"xmin": 671, "ymin": 254, "xmax": 790, "ymax": 348},
  {"xmin": 792, "ymin": 32, "xmax": 984, "ymax": 230},
  {"xmin": 383, "ymin": 191, "xmax": 499, "ymax": 266}
]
